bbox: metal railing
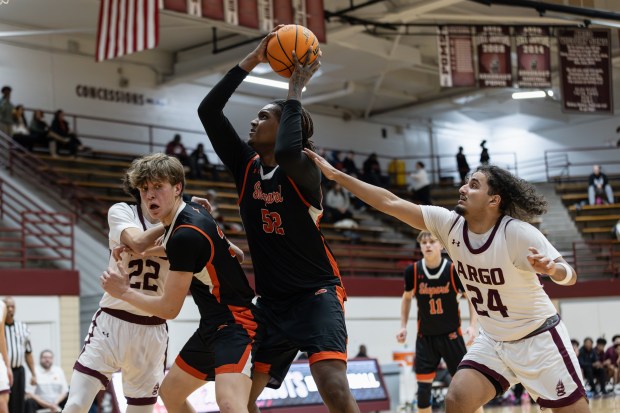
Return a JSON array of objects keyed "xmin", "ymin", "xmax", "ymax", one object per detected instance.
[
  {"xmin": 0, "ymin": 177, "xmax": 74, "ymax": 269},
  {"xmin": 571, "ymin": 240, "xmax": 620, "ymax": 279}
]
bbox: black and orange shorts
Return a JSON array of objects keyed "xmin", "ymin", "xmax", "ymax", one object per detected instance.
[
  {"xmin": 176, "ymin": 308, "xmax": 263, "ymax": 381},
  {"xmin": 253, "ymin": 284, "xmax": 348, "ymax": 389}
]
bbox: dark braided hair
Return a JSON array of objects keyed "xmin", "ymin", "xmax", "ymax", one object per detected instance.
[
  {"xmin": 271, "ymin": 99, "xmax": 315, "ymax": 151},
  {"xmin": 477, "ymin": 165, "xmax": 547, "ymax": 221}
]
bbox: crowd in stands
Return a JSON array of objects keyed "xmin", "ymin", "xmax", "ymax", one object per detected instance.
[
  {"xmin": 574, "ymin": 335, "xmax": 620, "ymax": 398},
  {"xmin": 1, "ymin": 85, "xmax": 87, "ymax": 158}
]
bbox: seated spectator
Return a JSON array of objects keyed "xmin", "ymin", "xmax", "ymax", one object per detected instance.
[
  {"xmin": 578, "ymin": 337, "xmax": 608, "ymax": 396},
  {"xmin": 50, "ymin": 110, "xmax": 87, "ymax": 158},
  {"xmin": 11, "ymin": 104, "xmax": 36, "ymax": 150},
  {"xmin": 604, "ymin": 335, "xmax": 620, "ymax": 390},
  {"xmin": 342, "ymin": 150, "xmax": 359, "ymax": 177},
  {"xmin": 29, "ymin": 110, "xmax": 70, "ymax": 157},
  {"xmin": 25, "ymin": 350, "xmax": 68, "ymax": 413},
  {"xmin": 588, "ymin": 164, "xmax": 614, "ymax": 205},
  {"xmin": 571, "ymin": 338, "xmax": 580, "ymax": 356},
  {"xmin": 409, "ymin": 161, "xmax": 432, "ymax": 205},
  {"xmin": 324, "ymin": 182, "xmax": 355, "ymax": 224},
  {"xmin": 189, "ymin": 143, "xmax": 219, "ymax": 181},
  {"xmin": 329, "ymin": 150, "xmax": 344, "ymax": 171},
  {"xmin": 362, "ymin": 152, "xmax": 388, "ymax": 188},
  {"xmin": 165, "ymin": 133, "xmax": 190, "ymax": 167}
]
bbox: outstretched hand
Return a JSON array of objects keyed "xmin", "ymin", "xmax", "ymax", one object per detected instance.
[
  {"xmin": 303, "ymin": 148, "xmax": 339, "ymax": 181},
  {"xmin": 101, "ymin": 264, "xmax": 130, "ymax": 299},
  {"xmin": 191, "ymin": 196, "xmax": 213, "ymax": 213},
  {"xmin": 288, "ymin": 48, "xmax": 321, "ymax": 100},
  {"xmin": 526, "ymin": 247, "xmax": 557, "ymax": 275}
]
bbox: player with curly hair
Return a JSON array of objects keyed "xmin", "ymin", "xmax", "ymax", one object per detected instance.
[{"xmin": 303, "ymin": 155, "xmax": 590, "ymax": 413}]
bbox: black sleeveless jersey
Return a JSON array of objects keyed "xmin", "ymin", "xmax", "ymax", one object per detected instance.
[
  {"xmin": 198, "ymin": 64, "xmax": 343, "ymax": 304},
  {"xmin": 404, "ymin": 258, "xmax": 464, "ymax": 336},
  {"xmin": 164, "ymin": 202, "xmax": 256, "ymax": 322},
  {"xmin": 237, "ymin": 157, "xmax": 341, "ymax": 301}
]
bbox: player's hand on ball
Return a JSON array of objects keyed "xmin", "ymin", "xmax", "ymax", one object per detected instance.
[
  {"xmin": 251, "ymin": 25, "xmax": 285, "ymax": 63},
  {"xmin": 101, "ymin": 265, "xmax": 130, "ymax": 299},
  {"xmin": 303, "ymin": 148, "xmax": 339, "ymax": 180}
]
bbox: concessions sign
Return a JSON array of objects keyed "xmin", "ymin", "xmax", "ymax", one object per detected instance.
[
  {"xmin": 437, "ymin": 26, "xmax": 475, "ymax": 87},
  {"xmin": 111, "ymin": 359, "xmax": 389, "ymax": 412},
  {"xmin": 476, "ymin": 26, "xmax": 512, "ymax": 88},
  {"xmin": 558, "ymin": 28, "xmax": 613, "ymax": 114},
  {"xmin": 516, "ymin": 26, "xmax": 551, "ymax": 88}
]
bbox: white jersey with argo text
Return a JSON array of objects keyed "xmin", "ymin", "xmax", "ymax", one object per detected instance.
[
  {"xmin": 99, "ymin": 203, "xmax": 169, "ymax": 316},
  {"xmin": 421, "ymin": 206, "xmax": 558, "ymax": 342}
]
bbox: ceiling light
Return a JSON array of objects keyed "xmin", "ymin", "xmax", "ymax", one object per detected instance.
[
  {"xmin": 547, "ymin": 90, "xmax": 554, "ymax": 97},
  {"xmin": 243, "ymin": 75, "xmax": 306, "ymax": 91},
  {"xmin": 512, "ymin": 90, "xmax": 546, "ymax": 100}
]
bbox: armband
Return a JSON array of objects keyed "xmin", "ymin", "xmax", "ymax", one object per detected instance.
[{"xmin": 553, "ymin": 262, "xmax": 574, "ymax": 285}]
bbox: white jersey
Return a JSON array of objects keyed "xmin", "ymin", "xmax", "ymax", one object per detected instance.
[
  {"xmin": 0, "ymin": 301, "xmax": 8, "ymax": 393},
  {"xmin": 422, "ymin": 206, "xmax": 558, "ymax": 341},
  {"xmin": 99, "ymin": 203, "xmax": 169, "ymax": 316}
]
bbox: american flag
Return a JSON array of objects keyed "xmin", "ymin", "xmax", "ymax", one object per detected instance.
[{"xmin": 96, "ymin": 0, "xmax": 159, "ymax": 62}]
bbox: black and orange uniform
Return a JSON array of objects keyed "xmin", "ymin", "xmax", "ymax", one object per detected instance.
[
  {"xmin": 198, "ymin": 65, "xmax": 347, "ymax": 388},
  {"xmin": 405, "ymin": 257, "xmax": 467, "ymax": 380},
  {"xmin": 163, "ymin": 201, "xmax": 262, "ymax": 380}
]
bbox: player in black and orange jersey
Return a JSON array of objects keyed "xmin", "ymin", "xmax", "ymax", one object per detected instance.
[
  {"xmin": 198, "ymin": 26, "xmax": 359, "ymax": 413},
  {"xmin": 397, "ymin": 231, "xmax": 480, "ymax": 413},
  {"xmin": 101, "ymin": 153, "xmax": 262, "ymax": 413}
]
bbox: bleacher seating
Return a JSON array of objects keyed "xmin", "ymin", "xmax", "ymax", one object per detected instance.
[{"xmin": 34, "ymin": 150, "xmax": 420, "ymax": 278}]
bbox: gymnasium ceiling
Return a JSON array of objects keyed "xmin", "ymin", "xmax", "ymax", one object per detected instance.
[{"xmin": 1, "ymin": 0, "xmax": 620, "ymax": 133}]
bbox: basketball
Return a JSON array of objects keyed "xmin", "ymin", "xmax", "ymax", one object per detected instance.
[{"xmin": 266, "ymin": 24, "xmax": 320, "ymax": 78}]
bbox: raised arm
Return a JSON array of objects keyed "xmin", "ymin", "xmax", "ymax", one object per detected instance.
[{"xmin": 304, "ymin": 148, "xmax": 427, "ymax": 231}]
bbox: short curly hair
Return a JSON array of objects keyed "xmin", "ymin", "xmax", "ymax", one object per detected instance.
[
  {"xmin": 126, "ymin": 153, "xmax": 185, "ymax": 193},
  {"xmin": 476, "ymin": 165, "xmax": 547, "ymax": 221}
]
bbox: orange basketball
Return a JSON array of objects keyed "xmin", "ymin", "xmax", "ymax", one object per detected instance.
[{"xmin": 266, "ymin": 24, "xmax": 320, "ymax": 78}]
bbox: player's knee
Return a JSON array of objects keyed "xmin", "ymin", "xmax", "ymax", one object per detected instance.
[
  {"xmin": 158, "ymin": 380, "xmax": 178, "ymax": 405},
  {"xmin": 216, "ymin": 396, "xmax": 243, "ymax": 413},
  {"xmin": 318, "ymin": 377, "xmax": 353, "ymax": 409},
  {"xmin": 417, "ymin": 382, "xmax": 432, "ymax": 409},
  {"xmin": 445, "ymin": 383, "xmax": 471, "ymax": 412}
]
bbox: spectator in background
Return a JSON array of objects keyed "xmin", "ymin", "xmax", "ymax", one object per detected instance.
[
  {"xmin": 342, "ymin": 150, "xmax": 359, "ymax": 177},
  {"xmin": 578, "ymin": 337, "xmax": 608, "ymax": 396},
  {"xmin": 456, "ymin": 146, "xmax": 470, "ymax": 185},
  {"xmin": 324, "ymin": 182, "xmax": 354, "ymax": 224},
  {"xmin": 329, "ymin": 150, "xmax": 344, "ymax": 171},
  {"xmin": 479, "ymin": 140, "xmax": 490, "ymax": 165},
  {"xmin": 4, "ymin": 297, "xmax": 36, "ymax": 413},
  {"xmin": 29, "ymin": 110, "xmax": 70, "ymax": 158},
  {"xmin": 572, "ymin": 339, "xmax": 580, "ymax": 356},
  {"xmin": 10, "ymin": 105, "xmax": 35, "ymax": 151},
  {"xmin": 588, "ymin": 164, "xmax": 614, "ymax": 205},
  {"xmin": 165, "ymin": 134, "xmax": 190, "ymax": 168},
  {"xmin": 25, "ymin": 350, "xmax": 67, "ymax": 413},
  {"xmin": 50, "ymin": 110, "xmax": 86, "ymax": 158},
  {"xmin": 604, "ymin": 335, "xmax": 620, "ymax": 391},
  {"xmin": 354, "ymin": 345, "xmax": 368, "ymax": 359},
  {"xmin": 362, "ymin": 152, "xmax": 388, "ymax": 187},
  {"xmin": 0, "ymin": 86, "xmax": 14, "ymax": 136},
  {"xmin": 409, "ymin": 161, "xmax": 431, "ymax": 205},
  {"xmin": 189, "ymin": 143, "xmax": 219, "ymax": 181}
]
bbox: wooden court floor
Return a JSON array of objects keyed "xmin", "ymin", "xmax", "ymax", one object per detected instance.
[{"xmin": 483, "ymin": 394, "xmax": 620, "ymax": 413}]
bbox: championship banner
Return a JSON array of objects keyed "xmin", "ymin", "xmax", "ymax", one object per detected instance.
[
  {"xmin": 558, "ymin": 28, "xmax": 613, "ymax": 114},
  {"xmin": 304, "ymin": 0, "xmax": 326, "ymax": 43},
  {"xmin": 437, "ymin": 26, "xmax": 475, "ymax": 87},
  {"xmin": 273, "ymin": 0, "xmax": 294, "ymax": 25},
  {"xmin": 515, "ymin": 26, "xmax": 551, "ymax": 88},
  {"xmin": 258, "ymin": 0, "xmax": 274, "ymax": 32},
  {"xmin": 476, "ymin": 26, "xmax": 512, "ymax": 88}
]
